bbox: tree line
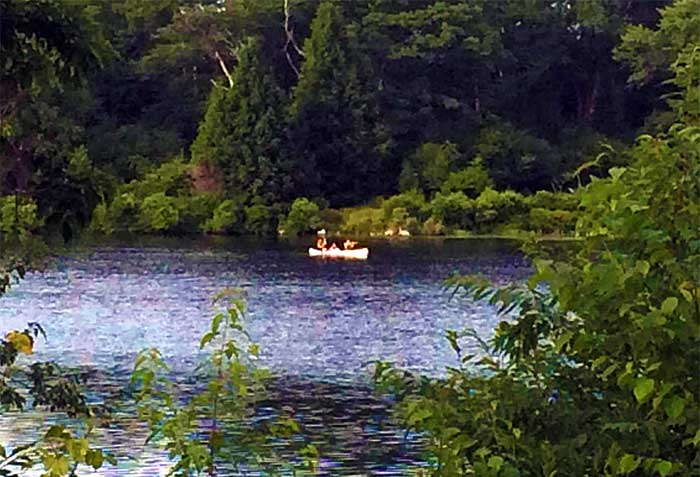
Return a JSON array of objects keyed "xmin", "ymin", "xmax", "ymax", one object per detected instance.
[{"xmin": 1, "ymin": 0, "xmax": 687, "ymax": 239}]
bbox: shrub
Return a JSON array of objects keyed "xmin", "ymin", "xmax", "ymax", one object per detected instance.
[
  {"xmin": 421, "ymin": 216, "xmax": 444, "ymax": 235},
  {"xmin": 440, "ymin": 157, "xmax": 493, "ymax": 198},
  {"xmin": 525, "ymin": 190, "xmax": 578, "ymax": 211},
  {"xmin": 376, "ymin": 44, "xmax": 700, "ymax": 475},
  {"xmin": 0, "ymin": 195, "xmax": 42, "ymax": 237},
  {"xmin": 244, "ymin": 204, "xmax": 276, "ymax": 236},
  {"xmin": 178, "ymin": 193, "xmax": 219, "ymax": 232},
  {"xmin": 382, "ymin": 189, "xmax": 428, "ymax": 222},
  {"xmin": 128, "ymin": 158, "xmax": 191, "ymax": 197},
  {"xmin": 203, "ymin": 199, "xmax": 243, "ymax": 234},
  {"xmin": 282, "ymin": 198, "xmax": 322, "ymax": 236},
  {"xmin": 99, "ymin": 191, "xmax": 139, "ymax": 233},
  {"xmin": 473, "ymin": 188, "xmax": 525, "ymax": 231},
  {"xmin": 527, "ymin": 207, "xmax": 576, "ymax": 235},
  {"xmin": 91, "ymin": 158, "xmax": 204, "ymax": 235},
  {"xmin": 429, "ymin": 191, "xmax": 473, "ymax": 230},
  {"xmin": 340, "ymin": 206, "xmax": 384, "ymax": 236},
  {"xmin": 318, "ymin": 208, "xmax": 343, "ymax": 231},
  {"xmin": 139, "ymin": 192, "xmax": 180, "ymax": 232}
]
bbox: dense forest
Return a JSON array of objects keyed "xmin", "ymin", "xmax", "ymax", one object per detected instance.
[
  {"xmin": 1, "ymin": 0, "xmax": 700, "ymax": 476},
  {"xmin": 0, "ymin": 0, "xmax": 690, "ymax": 241}
]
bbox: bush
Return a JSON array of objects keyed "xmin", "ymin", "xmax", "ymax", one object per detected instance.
[
  {"xmin": 376, "ymin": 45, "xmax": 700, "ymax": 475},
  {"xmin": 139, "ymin": 193, "xmax": 180, "ymax": 232},
  {"xmin": 203, "ymin": 199, "xmax": 243, "ymax": 234},
  {"xmin": 525, "ymin": 190, "xmax": 578, "ymax": 211},
  {"xmin": 340, "ymin": 206, "xmax": 384, "ymax": 236},
  {"xmin": 0, "ymin": 195, "xmax": 42, "ymax": 238},
  {"xmin": 473, "ymin": 188, "xmax": 525, "ymax": 231},
  {"xmin": 420, "ymin": 216, "xmax": 443, "ymax": 235},
  {"xmin": 282, "ymin": 198, "xmax": 322, "ymax": 236},
  {"xmin": 429, "ymin": 191, "xmax": 473, "ymax": 230},
  {"xmin": 127, "ymin": 158, "xmax": 191, "ymax": 197},
  {"xmin": 97, "ymin": 191, "xmax": 139, "ymax": 233},
  {"xmin": 318, "ymin": 208, "xmax": 343, "ymax": 231},
  {"xmin": 527, "ymin": 207, "xmax": 576, "ymax": 235},
  {"xmin": 382, "ymin": 189, "xmax": 428, "ymax": 222},
  {"xmin": 440, "ymin": 157, "xmax": 493, "ymax": 198},
  {"xmin": 244, "ymin": 204, "xmax": 276, "ymax": 237}
]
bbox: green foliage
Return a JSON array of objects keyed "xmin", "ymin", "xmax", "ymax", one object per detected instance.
[
  {"xmin": 473, "ymin": 188, "xmax": 526, "ymax": 233},
  {"xmin": 191, "ymin": 36, "xmax": 286, "ymax": 207},
  {"xmin": 365, "ymin": 1, "xmax": 502, "ymax": 61},
  {"xmin": 429, "ymin": 191, "xmax": 473, "ymax": 231},
  {"xmin": 139, "ymin": 192, "xmax": 179, "ymax": 232},
  {"xmin": 339, "ymin": 205, "xmax": 384, "ymax": 236},
  {"xmin": 399, "ymin": 143, "xmax": 461, "ymax": 195},
  {"xmin": 476, "ymin": 123, "xmax": 558, "ymax": 192},
  {"xmin": 243, "ymin": 204, "xmax": 276, "ymax": 237},
  {"xmin": 0, "ymin": 0, "xmax": 113, "ymax": 98},
  {"xmin": 1, "ymin": 319, "xmax": 113, "ymax": 476},
  {"xmin": 441, "ymin": 158, "xmax": 494, "ymax": 198},
  {"xmin": 282, "ymin": 198, "xmax": 322, "ymax": 236},
  {"xmin": 132, "ymin": 289, "xmax": 317, "ymax": 475},
  {"xmin": 526, "ymin": 208, "xmax": 576, "ymax": 235},
  {"xmin": 615, "ymin": 0, "xmax": 700, "ymax": 85},
  {"xmin": 0, "ymin": 195, "xmax": 42, "ymax": 240},
  {"xmin": 374, "ymin": 44, "xmax": 700, "ymax": 477},
  {"xmin": 287, "ymin": 1, "xmax": 388, "ymax": 207},
  {"xmin": 202, "ymin": 199, "xmax": 243, "ymax": 235},
  {"xmin": 382, "ymin": 189, "xmax": 429, "ymax": 223},
  {"xmin": 91, "ymin": 158, "xmax": 222, "ymax": 235}
]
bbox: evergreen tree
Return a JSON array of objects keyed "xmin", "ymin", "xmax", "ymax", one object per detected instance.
[
  {"xmin": 287, "ymin": 1, "xmax": 388, "ymax": 207},
  {"xmin": 191, "ymin": 37, "xmax": 286, "ymax": 207}
]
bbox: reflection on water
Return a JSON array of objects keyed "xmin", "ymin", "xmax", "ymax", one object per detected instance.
[{"xmin": 0, "ymin": 238, "xmax": 529, "ymax": 475}]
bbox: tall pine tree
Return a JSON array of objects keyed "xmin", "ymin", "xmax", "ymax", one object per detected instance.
[
  {"xmin": 191, "ymin": 36, "xmax": 287, "ymax": 206},
  {"xmin": 287, "ymin": 1, "xmax": 388, "ymax": 207}
]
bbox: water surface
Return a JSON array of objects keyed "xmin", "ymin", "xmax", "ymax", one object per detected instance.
[{"xmin": 0, "ymin": 238, "xmax": 529, "ymax": 475}]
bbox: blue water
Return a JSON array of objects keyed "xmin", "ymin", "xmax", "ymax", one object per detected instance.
[{"xmin": 0, "ymin": 238, "xmax": 529, "ymax": 475}]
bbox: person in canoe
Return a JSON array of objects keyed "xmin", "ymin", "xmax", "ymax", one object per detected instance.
[
  {"xmin": 329, "ymin": 242, "xmax": 339, "ymax": 250},
  {"xmin": 343, "ymin": 240, "xmax": 358, "ymax": 250},
  {"xmin": 316, "ymin": 236, "xmax": 327, "ymax": 250}
]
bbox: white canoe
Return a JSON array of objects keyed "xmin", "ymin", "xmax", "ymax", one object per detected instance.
[{"xmin": 308, "ymin": 247, "xmax": 369, "ymax": 259}]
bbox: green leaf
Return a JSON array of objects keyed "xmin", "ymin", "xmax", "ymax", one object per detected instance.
[
  {"xmin": 86, "ymin": 449, "xmax": 104, "ymax": 470},
  {"xmin": 619, "ymin": 453, "xmax": 640, "ymax": 474},
  {"xmin": 502, "ymin": 466, "xmax": 521, "ymax": 477},
  {"xmin": 664, "ymin": 395, "xmax": 685, "ymax": 419},
  {"xmin": 661, "ymin": 297, "xmax": 678, "ymax": 315},
  {"xmin": 684, "ymin": 429, "xmax": 700, "ymax": 447},
  {"xmin": 200, "ymin": 331, "xmax": 215, "ymax": 349},
  {"xmin": 633, "ymin": 377, "xmax": 655, "ymax": 403},
  {"xmin": 635, "ymin": 260, "xmax": 650, "ymax": 276},
  {"xmin": 488, "ymin": 455, "xmax": 504, "ymax": 471},
  {"xmin": 211, "ymin": 313, "xmax": 225, "ymax": 334},
  {"xmin": 655, "ymin": 460, "xmax": 673, "ymax": 476}
]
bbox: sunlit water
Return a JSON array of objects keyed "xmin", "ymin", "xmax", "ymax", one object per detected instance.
[{"xmin": 0, "ymin": 238, "xmax": 529, "ymax": 475}]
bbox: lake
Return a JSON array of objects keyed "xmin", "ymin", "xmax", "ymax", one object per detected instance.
[{"xmin": 0, "ymin": 237, "xmax": 530, "ymax": 475}]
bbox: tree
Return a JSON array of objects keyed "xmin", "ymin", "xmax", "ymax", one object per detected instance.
[
  {"xmin": 192, "ymin": 37, "xmax": 287, "ymax": 212},
  {"xmin": 0, "ymin": 0, "xmax": 115, "ymax": 240},
  {"xmin": 282, "ymin": 197, "xmax": 322, "ymax": 236},
  {"xmin": 375, "ymin": 17, "xmax": 700, "ymax": 477},
  {"xmin": 615, "ymin": 0, "xmax": 700, "ymax": 86},
  {"xmin": 286, "ymin": 1, "xmax": 388, "ymax": 207}
]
